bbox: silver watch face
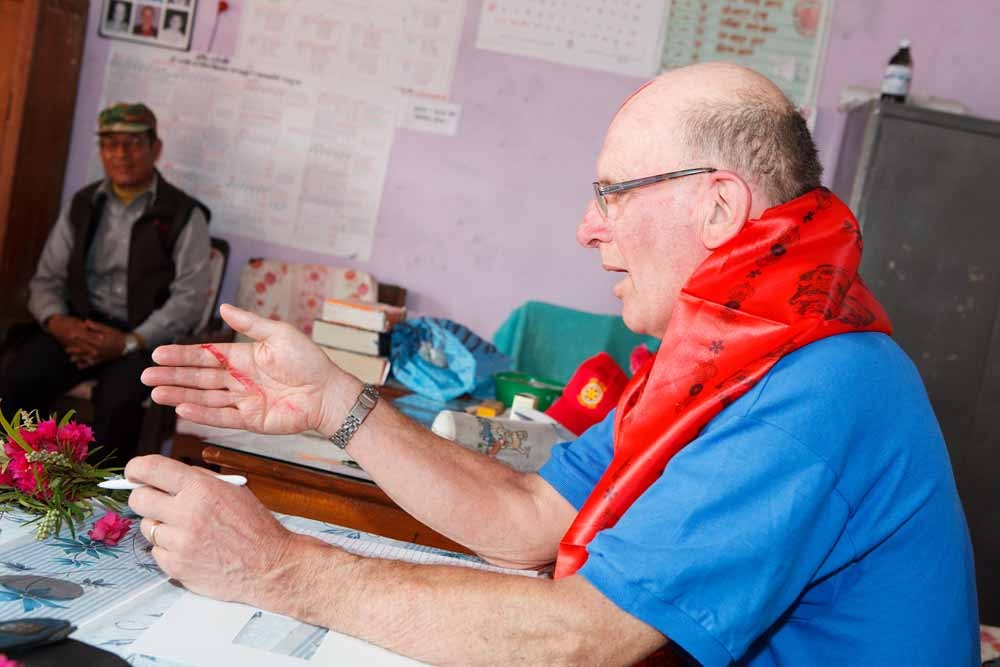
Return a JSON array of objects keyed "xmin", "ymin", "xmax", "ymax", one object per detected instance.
[
  {"xmin": 358, "ymin": 384, "xmax": 379, "ymax": 409},
  {"xmin": 330, "ymin": 385, "xmax": 379, "ymax": 449}
]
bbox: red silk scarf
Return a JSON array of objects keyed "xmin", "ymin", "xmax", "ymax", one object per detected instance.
[{"xmin": 554, "ymin": 188, "xmax": 892, "ymax": 579}]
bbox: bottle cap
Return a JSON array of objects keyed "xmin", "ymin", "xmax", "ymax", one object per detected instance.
[{"xmin": 900, "ymin": 38, "xmax": 911, "ymax": 48}]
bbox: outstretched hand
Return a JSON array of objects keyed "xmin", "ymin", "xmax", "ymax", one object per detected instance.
[{"xmin": 141, "ymin": 304, "xmax": 356, "ymax": 435}]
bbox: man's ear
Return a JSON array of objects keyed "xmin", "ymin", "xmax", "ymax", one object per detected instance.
[
  {"xmin": 151, "ymin": 138, "xmax": 163, "ymax": 163},
  {"xmin": 699, "ymin": 171, "xmax": 752, "ymax": 250}
]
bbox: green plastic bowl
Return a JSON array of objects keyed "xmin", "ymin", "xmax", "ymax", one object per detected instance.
[{"xmin": 493, "ymin": 372, "xmax": 565, "ymax": 411}]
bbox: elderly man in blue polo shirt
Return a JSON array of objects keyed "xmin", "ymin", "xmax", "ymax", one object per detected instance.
[{"xmin": 131, "ymin": 65, "xmax": 978, "ymax": 665}]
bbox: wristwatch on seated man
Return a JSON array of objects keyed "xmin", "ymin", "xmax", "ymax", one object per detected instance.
[
  {"xmin": 122, "ymin": 333, "xmax": 140, "ymax": 356},
  {"xmin": 328, "ymin": 383, "xmax": 380, "ymax": 449}
]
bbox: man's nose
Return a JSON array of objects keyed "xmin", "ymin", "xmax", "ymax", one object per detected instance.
[{"xmin": 577, "ymin": 199, "xmax": 613, "ymax": 248}]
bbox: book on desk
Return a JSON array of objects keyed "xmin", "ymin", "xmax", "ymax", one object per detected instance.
[{"xmin": 312, "ymin": 297, "xmax": 406, "ymax": 385}]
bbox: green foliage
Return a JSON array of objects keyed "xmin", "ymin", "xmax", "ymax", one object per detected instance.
[{"xmin": 0, "ymin": 409, "xmax": 128, "ymax": 540}]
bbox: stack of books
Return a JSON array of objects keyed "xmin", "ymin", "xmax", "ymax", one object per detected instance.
[{"xmin": 311, "ymin": 297, "xmax": 406, "ymax": 385}]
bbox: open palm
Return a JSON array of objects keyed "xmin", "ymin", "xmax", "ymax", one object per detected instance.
[{"xmin": 141, "ymin": 304, "xmax": 348, "ymax": 435}]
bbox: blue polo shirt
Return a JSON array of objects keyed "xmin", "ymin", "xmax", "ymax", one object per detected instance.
[{"xmin": 539, "ymin": 333, "xmax": 978, "ymax": 666}]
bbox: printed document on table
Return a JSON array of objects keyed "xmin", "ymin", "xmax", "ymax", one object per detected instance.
[{"xmin": 130, "ymin": 527, "xmax": 538, "ymax": 666}]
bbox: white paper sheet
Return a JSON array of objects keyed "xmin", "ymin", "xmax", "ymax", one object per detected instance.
[
  {"xmin": 399, "ymin": 96, "xmax": 462, "ymax": 136},
  {"xmin": 132, "ymin": 593, "xmax": 426, "ymax": 666},
  {"xmin": 130, "ymin": 527, "xmax": 537, "ymax": 665},
  {"xmin": 235, "ymin": 0, "xmax": 466, "ymax": 99},
  {"xmin": 94, "ymin": 46, "xmax": 399, "ymax": 260},
  {"xmin": 475, "ymin": 0, "xmax": 668, "ymax": 77}
]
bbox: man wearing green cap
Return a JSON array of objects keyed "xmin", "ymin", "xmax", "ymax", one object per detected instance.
[{"xmin": 0, "ymin": 103, "xmax": 212, "ymax": 463}]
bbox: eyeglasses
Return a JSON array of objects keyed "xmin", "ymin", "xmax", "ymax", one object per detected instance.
[
  {"xmin": 98, "ymin": 135, "xmax": 149, "ymax": 153},
  {"xmin": 592, "ymin": 167, "xmax": 716, "ymax": 218}
]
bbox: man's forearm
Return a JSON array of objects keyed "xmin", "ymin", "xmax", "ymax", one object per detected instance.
[
  {"xmin": 263, "ymin": 534, "xmax": 664, "ymax": 666},
  {"xmin": 323, "ymin": 388, "xmax": 574, "ymax": 568}
]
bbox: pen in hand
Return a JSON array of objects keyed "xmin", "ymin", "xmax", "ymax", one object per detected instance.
[{"xmin": 98, "ymin": 474, "xmax": 248, "ymax": 491}]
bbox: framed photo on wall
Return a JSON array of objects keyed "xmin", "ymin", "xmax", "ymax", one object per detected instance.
[{"xmin": 98, "ymin": 0, "xmax": 197, "ymax": 52}]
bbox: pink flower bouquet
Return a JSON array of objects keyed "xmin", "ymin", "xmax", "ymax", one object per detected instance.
[
  {"xmin": 88, "ymin": 511, "xmax": 133, "ymax": 546},
  {"xmin": 0, "ymin": 409, "xmax": 127, "ymax": 539}
]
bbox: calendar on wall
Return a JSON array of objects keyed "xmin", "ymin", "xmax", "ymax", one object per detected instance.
[
  {"xmin": 660, "ymin": 0, "xmax": 831, "ymax": 112},
  {"xmin": 475, "ymin": 0, "xmax": 669, "ymax": 78},
  {"xmin": 476, "ymin": 0, "xmax": 831, "ymax": 115}
]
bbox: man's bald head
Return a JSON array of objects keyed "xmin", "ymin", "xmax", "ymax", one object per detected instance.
[{"xmin": 607, "ymin": 63, "xmax": 822, "ymax": 207}]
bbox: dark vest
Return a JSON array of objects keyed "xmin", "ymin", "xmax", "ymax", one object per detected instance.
[{"xmin": 66, "ymin": 171, "xmax": 211, "ymax": 329}]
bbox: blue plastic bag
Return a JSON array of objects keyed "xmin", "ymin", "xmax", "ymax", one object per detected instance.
[{"xmin": 390, "ymin": 318, "xmax": 512, "ymax": 402}]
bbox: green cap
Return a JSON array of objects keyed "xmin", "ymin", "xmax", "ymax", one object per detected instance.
[{"xmin": 97, "ymin": 102, "xmax": 157, "ymax": 134}]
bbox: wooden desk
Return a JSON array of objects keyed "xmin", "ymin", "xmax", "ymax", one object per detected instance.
[{"xmin": 172, "ymin": 433, "xmax": 470, "ymax": 555}]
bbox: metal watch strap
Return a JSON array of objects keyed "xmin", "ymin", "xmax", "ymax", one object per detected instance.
[{"xmin": 328, "ymin": 383, "xmax": 380, "ymax": 450}]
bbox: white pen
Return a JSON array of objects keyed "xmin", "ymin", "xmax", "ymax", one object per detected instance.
[{"xmin": 98, "ymin": 474, "xmax": 248, "ymax": 491}]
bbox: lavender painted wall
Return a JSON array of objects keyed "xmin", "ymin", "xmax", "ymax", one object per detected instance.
[
  {"xmin": 61, "ymin": 1, "xmax": 1000, "ymax": 339},
  {"xmin": 814, "ymin": 2, "xmax": 1000, "ymax": 182}
]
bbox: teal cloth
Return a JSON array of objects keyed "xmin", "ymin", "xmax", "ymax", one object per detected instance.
[{"xmin": 492, "ymin": 301, "xmax": 659, "ymax": 384}]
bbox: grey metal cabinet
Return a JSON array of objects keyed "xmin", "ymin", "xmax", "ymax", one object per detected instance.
[{"xmin": 834, "ymin": 101, "xmax": 1000, "ymax": 623}]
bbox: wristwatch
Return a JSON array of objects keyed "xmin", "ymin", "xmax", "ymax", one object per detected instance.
[
  {"xmin": 122, "ymin": 334, "xmax": 140, "ymax": 356},
  {"xmin": 328, "ymin": 384, "xmax": 380, "ymax": 450}
]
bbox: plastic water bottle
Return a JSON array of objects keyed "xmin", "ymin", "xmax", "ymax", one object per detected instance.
[{"xmin": 881, "ymin": 39, "xmax": 913, "ymax": 104}]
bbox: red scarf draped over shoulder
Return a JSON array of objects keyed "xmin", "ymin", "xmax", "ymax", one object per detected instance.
[{"xmin": 554, "ymin": 188, "xmax": 892, "ymax": 579}]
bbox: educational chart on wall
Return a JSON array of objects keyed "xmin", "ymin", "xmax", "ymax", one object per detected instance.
[
  {"xmin": 95, "ymin": 46, "xmax": 399, "ymax": 260},
  {"xmin": 475, "ymin": 0, "xmax": 668, "ymax": 78},
  {"xmin": 234, "ymin": 0, "xmax": 466, "ymax": 99},
  {"xmin": 660, "ymin": 0, "xmax": 831, "ymax": 112}
]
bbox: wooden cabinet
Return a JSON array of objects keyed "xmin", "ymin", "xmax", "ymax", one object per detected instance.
[{"xmin": 0, "ymin": 0, "xmax": 88, "ymax": 323}]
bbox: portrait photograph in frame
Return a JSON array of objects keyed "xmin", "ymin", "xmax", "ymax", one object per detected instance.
[{"xmin": 98, "ymin": 0, "xmax": 197, "ymax": 52}]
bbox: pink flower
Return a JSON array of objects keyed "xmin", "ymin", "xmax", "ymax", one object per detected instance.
[
  {"xmin": 3, "ymin": 442, "xmax": 52, "ymax": 499},
  {"xmin": 2, "ymin": 442, "xmax": 48, "ymax": 499},
  {"xmin": 57, "ymin": 422, "xmax": 94, "ymax": 462},
  {"xmin": 218, "ymin": 0, "xmax": 230, "ymax": 13},
  {"xmin": 6, "ymin": 456, "xmax": 49, "ymax": 500},
  {"xmin": 0, "ymin": 653, "xmax": 23, "ymax": 667},
  {"xmin": 89, "ymin": 512, "xmax": 133, "ymax": 546},
  {"xmin": 20, "ymin": 419, "xmax": 57, "ymax": 450},
  {"xmin": 2, "ymin": 441, "xmax": 24, "ymax": 468}
]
